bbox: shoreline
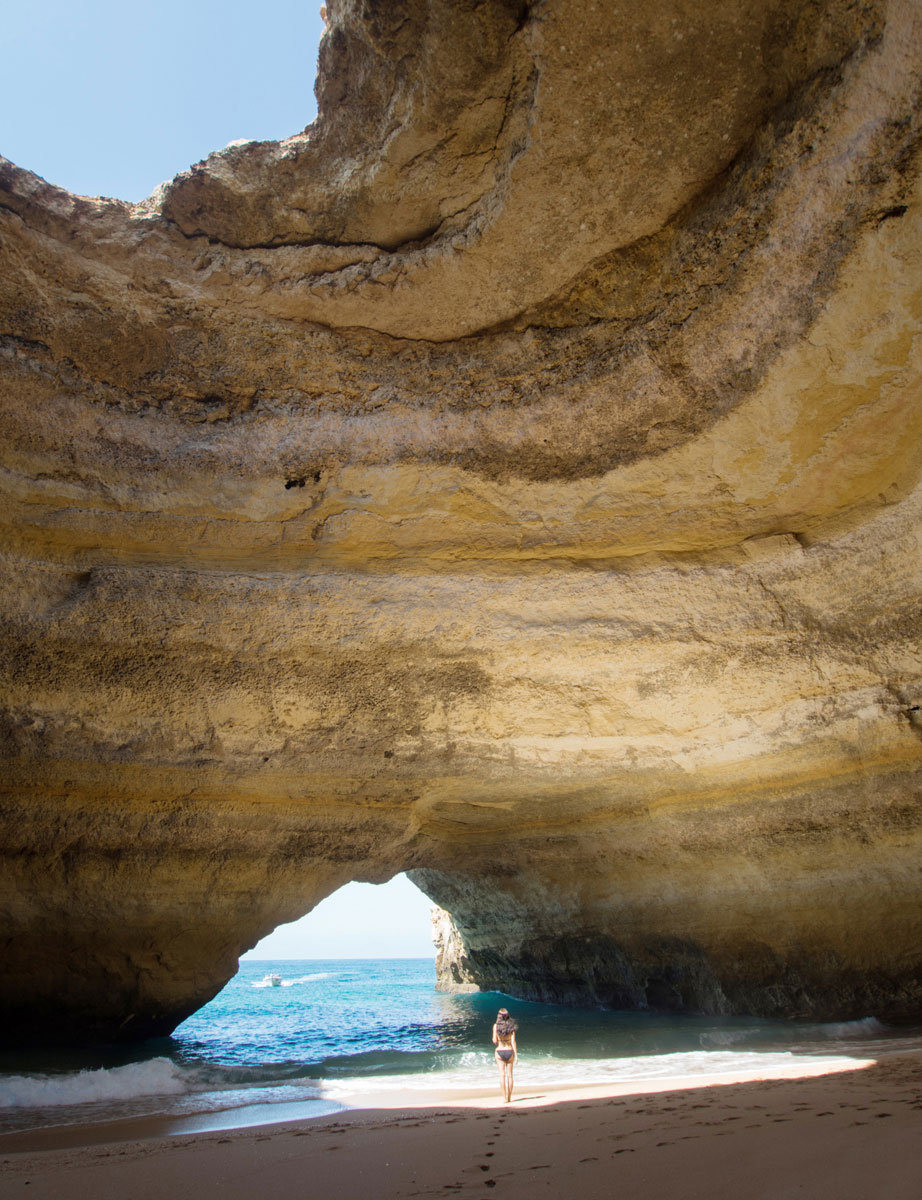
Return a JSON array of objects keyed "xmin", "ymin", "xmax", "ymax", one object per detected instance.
[
  {"xmin": 328, "ymin": 1050, "xmax": 879, "ymax": 1111},
  {"xmin": 0, "ymin": 1051, "xmax": 880, "ymax": 1154},
  {"xmin": 2, "ymin": 1052, "xmax": 921, "ymax": 1199}
]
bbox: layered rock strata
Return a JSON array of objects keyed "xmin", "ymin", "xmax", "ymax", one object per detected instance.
[
  {"xmin": 431, "ymin": 907, "xmax": 479, "ymax": 994},
  {"xmin": 1, "ymin": 0, "xmax": 921, "ymax": 1042}
]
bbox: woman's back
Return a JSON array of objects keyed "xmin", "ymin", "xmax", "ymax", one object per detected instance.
[{"xmin": 494, "ymin": 1016, "xmax": 516, "ymax": 1043}]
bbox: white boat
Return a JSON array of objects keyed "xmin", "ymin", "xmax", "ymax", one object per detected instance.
[{"xmin": 262, "ymin": 972, "xmax": 282, "ymax": 987}]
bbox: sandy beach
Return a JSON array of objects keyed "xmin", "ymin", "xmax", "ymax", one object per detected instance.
[{"xmin": 2, "ymin": 1053, "xmax": 920, "ymax": 1199}]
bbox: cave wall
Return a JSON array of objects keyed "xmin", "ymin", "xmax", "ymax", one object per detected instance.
[{"xmin": 1, "ymin": 0, "xmax": 921, "ymax": 1043}]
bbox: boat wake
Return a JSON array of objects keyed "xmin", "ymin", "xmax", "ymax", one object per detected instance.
[{"xmin": 251, "ymin": 972, "xmax": 333, "ymax": 989}]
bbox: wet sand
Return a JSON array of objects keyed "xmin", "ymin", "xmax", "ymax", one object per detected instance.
[{"xmin": 2, "ymin": 1053, "xmax": 921, "ymax": 1199}]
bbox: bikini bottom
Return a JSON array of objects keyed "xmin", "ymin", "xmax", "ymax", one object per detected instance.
[{"xmin": 496, "ymin": 1048, "xmax": 514, "ymax": 1062}]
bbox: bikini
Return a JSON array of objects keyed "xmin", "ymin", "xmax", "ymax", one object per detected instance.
[{"xmin": 496, "ymin": 1046, "xmax": 514, "ymax": 1062}]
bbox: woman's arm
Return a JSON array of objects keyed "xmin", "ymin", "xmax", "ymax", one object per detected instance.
[
  {"xmin": 511, "ymin": 1032, "xmax": 518, "ymax": 1060},
  {"xmin": 492, "ymin": 1023, "xmax": 499, "ymax": 1046}
]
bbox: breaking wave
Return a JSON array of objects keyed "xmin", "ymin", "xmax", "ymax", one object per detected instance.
[
  {"xmin": 0, "ymin": 1058, "xmax": 188, "ymax": 1109},
  {"xmin": 699, "ymin": 1016, "xmax": 888, "ymax": 1050},
  {"xmin": 811, "ymin": 1017, "xmax": 887, "ymax": 1039}
]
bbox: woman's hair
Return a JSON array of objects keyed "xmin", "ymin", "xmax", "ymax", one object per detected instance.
[{"xmin": 495, "ymin": 1009, "xmax": 518, "ymax": 1036}]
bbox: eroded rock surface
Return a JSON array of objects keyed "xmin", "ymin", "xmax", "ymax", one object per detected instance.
[
  {"xmin": 431, "ymin": 906, "xmax": 479, "ymax": 994},
  {"xmin": 1, "ymin": 0, "xmax": 921, "ymax": 1043}
]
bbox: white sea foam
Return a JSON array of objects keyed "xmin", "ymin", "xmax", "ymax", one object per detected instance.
[
  {"xmin": 812, "ymin": 1016, "xmax": 886, "ymax": 1039},
  {"xmin": 0, "ymin": 1058, "xmax": 188, "ymax": 1109},
  {"xmin": 322, "ymin": 1049, "xmax": 875, "ymax": 1098}
]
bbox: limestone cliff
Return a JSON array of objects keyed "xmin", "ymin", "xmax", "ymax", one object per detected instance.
[
  {"xmin": 1, "ymin": 0, "xmax": 921, "ymax": 1043},
  {"xmin": 431, "ymin": 906, "xmax": 479, "ymax": 994}
]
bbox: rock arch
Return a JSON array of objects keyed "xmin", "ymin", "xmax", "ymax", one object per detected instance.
[{"xmin": 2, "ymin": 0, "xmax": 922, "ymax": 1044}]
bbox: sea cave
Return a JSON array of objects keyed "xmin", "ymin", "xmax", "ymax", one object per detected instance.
[{"xmin": 1, "ymin": 0, "xmax": 921, "ymax": 1047}]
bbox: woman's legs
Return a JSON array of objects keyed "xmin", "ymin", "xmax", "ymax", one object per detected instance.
[{"xmin": 495, "ymin": 1054, "xmax": 514, "ymax": 1102}]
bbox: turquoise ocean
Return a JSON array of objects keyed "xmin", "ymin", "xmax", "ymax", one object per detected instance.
[{"xmin": 2, "ymin": 958, "xmax": 920, "ymax": 1138}]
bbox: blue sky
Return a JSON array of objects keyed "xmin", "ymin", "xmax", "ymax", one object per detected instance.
[
  {"xmin": 6, "ymin": 4, "xmax": 435, "ymax": 958},
  {"xmin": 243, "ymin": 875, "xmax": 437, "ymax": 960},
  {"xmin": 4, "ymin": 0, "xmax": 325, "ymax": 201}
]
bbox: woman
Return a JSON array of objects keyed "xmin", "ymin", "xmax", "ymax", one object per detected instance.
[{"xmin": 492, "ymin": 1007, "xmax": 518, "ymax": 1102}]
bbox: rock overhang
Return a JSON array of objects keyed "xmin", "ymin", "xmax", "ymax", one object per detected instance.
[{"xmin": 1, "ymin": 0, "xmax": 921, "ymax": 1043}]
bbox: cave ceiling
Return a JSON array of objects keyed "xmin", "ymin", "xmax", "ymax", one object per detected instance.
[{"xmin": 1, "ymin": 0, "xmax": 921, "ymax": 1043}]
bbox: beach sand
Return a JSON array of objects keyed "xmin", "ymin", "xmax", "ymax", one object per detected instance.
[{"xmin": 2, "ymin": 1053, "xmax": 920, "ymax": 1199}]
